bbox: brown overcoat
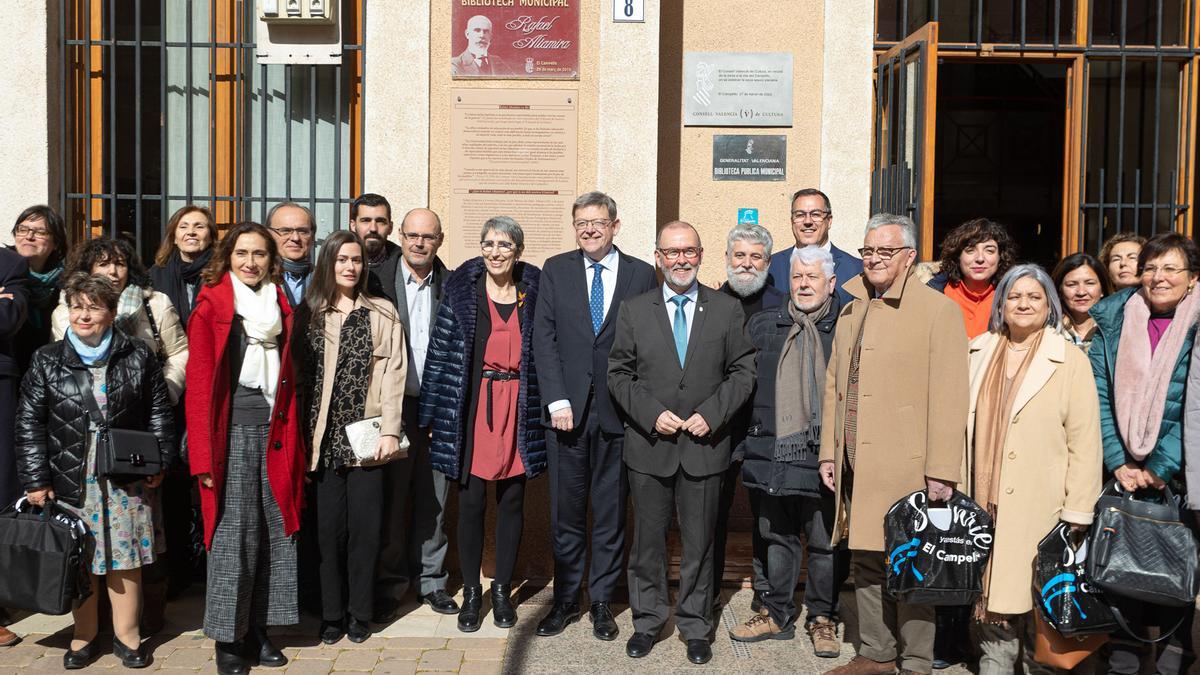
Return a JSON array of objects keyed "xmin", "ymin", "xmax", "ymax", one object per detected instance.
[
  {"xmin": 818, "ymin": 268, "xmax": 970, "ymax": 551},
  {"xmin": 965, "ymin": 327, "xmax": 1102, "ymax": 615}
]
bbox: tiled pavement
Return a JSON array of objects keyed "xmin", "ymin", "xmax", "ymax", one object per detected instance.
[{"xmin": 0, "ymin": 585, "xmax": 986, "ymax": 674}]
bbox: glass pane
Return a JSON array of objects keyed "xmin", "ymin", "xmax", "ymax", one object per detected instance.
[
  {"xmin": 876, "ymin": 0, "xmax": 1075, "ymax": 44},
  {"xmin": 1092, "ymin": 0, "xmax": 1187, "ymax": 45},
  {"xmin": 1082, "ymin": 59, "xmax": 1183, "ymax": 252},
  {"xmin": 164, "ymin": 0, "xmax": 211, "ymax": 220}
]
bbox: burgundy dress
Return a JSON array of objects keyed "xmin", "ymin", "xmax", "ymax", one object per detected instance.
[{"xmin": 469, "ymin": 298, "xmax": 524, "ymax": 480}]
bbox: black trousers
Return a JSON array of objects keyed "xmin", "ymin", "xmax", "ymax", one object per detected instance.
[
  {"xmin": 547, "ymin": 410, "xmax": 627, "ymax": 603},
  {"xmin": 457, "ymin": 474, "xmax": 526, "ymax": 587},
  {"xmin": 757, "ymin": 490, "xmax": 849, "ymax": 628},
  {"xmin": 315, "ymin": 463, "xmax": 384, "ymax": 622},
  {"xmin": 627, "ymin": 467, "xmax": 721, "ymax": 640},
  {"xmin": 712, "ymin": 459, "xmax": 768, "ymax": 600}
]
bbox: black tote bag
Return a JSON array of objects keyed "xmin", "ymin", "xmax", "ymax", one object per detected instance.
[
  {"xmin": 1033, "ymin": 521, "xmax": 1117, "ymax": 636},
  {"xmin": 884, "ymin": 489, "xmax": 995, "ymax": 605},
  {"xmin": 0, "ymin": 498, "xmax": 92, "ymax": 615}
]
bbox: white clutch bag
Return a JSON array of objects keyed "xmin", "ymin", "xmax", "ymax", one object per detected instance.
[{"xmin": 344, "ymin": 417, "xmax": 409, "ymax": 462}]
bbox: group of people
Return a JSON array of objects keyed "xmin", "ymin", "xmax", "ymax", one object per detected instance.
[{"xmin": 0, "ymin": 186, "xmax": 1192, "ymax": 675}]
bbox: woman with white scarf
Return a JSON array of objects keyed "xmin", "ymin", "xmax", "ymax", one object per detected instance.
[{"xmin": 185, "ymin": 222, "xmax": 305, "ymax": 675}]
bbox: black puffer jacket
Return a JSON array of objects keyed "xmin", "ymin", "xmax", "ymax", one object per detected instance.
[
  {"xmin": 15, "ymin": 329, "xmax": 175, "ymax": 506},
  {"xmin": 740, "ymin": 293, "xmax": 840, "ymax": 497}
]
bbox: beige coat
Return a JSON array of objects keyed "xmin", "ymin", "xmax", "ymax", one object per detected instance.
[
  {"xmin": 819, "ymin": 269, "xmax": 970, "ymax": 551},
  {"xmin": 52, "ymin": 287, "xmax": 189, "ymax": 405},
  {"xmin": 305, "ymin": 294, "xmax": 407, "ymax": 471},
  {"xmin": 966, "ymin": 327, "xmax": 1102, "ymax": 614}
]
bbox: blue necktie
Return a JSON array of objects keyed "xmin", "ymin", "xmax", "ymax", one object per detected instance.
[
  {"xmin": 589, "ymin": 262, "xmax": 605, "ymax": 335},
  {"xmin": 670, "ymin": 295, "xmax": 690, "ymax": 367}
]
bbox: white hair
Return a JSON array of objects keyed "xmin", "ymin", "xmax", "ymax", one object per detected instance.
[
  {"xmin": 790, "ymin": 245, "xmax": 835, "ymax": 278},
  {"xmin": 726, "ymin": 223, "xmax": 773, "ymax": 257},
  {"xmin": 865, "ymin": 212, "xmax": 918, "ymax": 249}
]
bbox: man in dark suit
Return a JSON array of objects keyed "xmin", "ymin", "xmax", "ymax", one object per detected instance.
[
  {"xmin": 372, "ymin": 207, "xmax": 460, "ymax": 621},
  {"xmin": 713, "ymin": 223, "xmax": 785, "ymax": 616},
  {"xmin": 609, "ymin": 221, "xmax": 756, "ymax": 665},
  {"xmin": 767, "ymin": 188, "xmax": 863, "ymax": 303},
  {"xmin": 532, "ymin": 192, "xmax": 656, "ymax": 641},
  {"xmin": 450, "ymin": 14, "xmax": 515, "ymax": 77}
]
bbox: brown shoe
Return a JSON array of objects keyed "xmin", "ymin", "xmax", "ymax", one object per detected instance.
[
  {"xmin": 824, "ymin": 655, "xmax": 897, "ymax": 675},
  {"xmin": 728, "ymin": 613, "xmax": 795, "ymax": 642},
  {"xmin": 0, "ymin": 626, "xmax": 20, "ymax": 647},
  {"xmin": 807, "ymin": 615, "xmax": 842, "ymax": 658}
]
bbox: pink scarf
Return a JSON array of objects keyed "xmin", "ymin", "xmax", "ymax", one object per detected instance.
[{"xmin": 1113, "ymin": 288, "xmax": 1200, "ymax": 460}]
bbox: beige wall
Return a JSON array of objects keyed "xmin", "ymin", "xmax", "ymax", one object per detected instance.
[{"xmin": 0, "ymin": 0, "xmax": 53, "ymax": 247}]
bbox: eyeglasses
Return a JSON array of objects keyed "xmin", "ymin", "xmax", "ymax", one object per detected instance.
[
  {"xmin": 403, "ymin": 232, "xmax": 440, "ymax": 244},
  {"xmin": 658, "ymin": 247, "xmax": 702, "ymax": 261},
  {"xmin": 572, "ymin": 218, "xmax": 612, "ymax": 231},
  {"xmin": 791, "ymin": 209, "xmax": 831, "ymax": 222},
  {"xmin": 481, "ymin": 240, "xmax": 515, "ymax": 253},
  {"xmin": 1141, "ymin": 264, "xmax": 1189, "ymax": 278},
  {"xmin": 269, "ymin": 227, "xmax": 313, "ymax": 239},
  {"xmin": 14, "ymin": 225, "xmax": 50, "ymax": 240},
  {"xmin": 857, "ymin": 246, "xmax": 912, "ymax": 261}
]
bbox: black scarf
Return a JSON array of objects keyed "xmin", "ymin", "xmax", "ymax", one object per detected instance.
[
  {"xmin": 307, "ymin": 307, "xmax": 373, "ymax": 469},
  {"xmin": 151, "ymin": 248, "xmax": 213, "ymax": 326}
]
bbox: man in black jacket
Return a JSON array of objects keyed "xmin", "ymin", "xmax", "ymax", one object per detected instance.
[
  {"xmin": 608, "ymin": 221, "xmax": 756, "ymax": 665},
  {"xmin": 532, "ymin": 192, "xmax": 656, "ymax": 641},
  {"xmin": 350, "ymin": 193, "xmax": 404, "ymax": 304},
  {"xmin": 0, "ymin": 247, "xmax": 26, "ymax": 648},
  {"xmin": 713, "ymin": 223, "xmax": 784, "ymax": 615},
  {"xmin": 728, "ymin": 245, "xmax": 848, "ymax": 657},
  {"xmin": 266, "ymin": 202, "xmax": 315, "ymax": 309},
  {"xmin": 369, "ymin": 207, "xmax": 460, "ymax": 621}
]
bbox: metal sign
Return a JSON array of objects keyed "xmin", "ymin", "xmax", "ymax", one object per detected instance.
[
  {"xmin": 737, "ymin": 208, "xmax": 759, "ymax": 225},
  {"xmin": 713, "ymin": 135, "xmax": 787, "ymax": 182},
  {"xmin": 613, "ymin": 0, "xmax": 645, "ymax": 22},
  {"xmin": 684, "ymin": 52, "xmax": 793, "ymax": 127}
]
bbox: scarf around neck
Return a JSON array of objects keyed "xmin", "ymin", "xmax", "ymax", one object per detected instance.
[
  {"xmin": 67, "ymin": 327, "xmax": 114, "ymax": 366},
  {"xmin": 155, "ymin": 248, "xmax": 213, "ymax": 326},
  {"xmin": 28, "ymin": 263, "xmax": 62, "ymax": 303},
  {"xmin": 231, "ymin": 274, "xmax": 283, "ymax": 409},
  {"xmin": 115, "ymin": 284, "xmax": 143, "ymax": 323},
  {"xmin": 773, "ymin": 296, "xmax": 832, "ymax": 462},
  {"xmin": 1113, "ymin": 287, "xmax": 1200, "ymax": 460},
  {"xmin": 282, "ymin": 257, "xmax": 312, "ymax": 279}
]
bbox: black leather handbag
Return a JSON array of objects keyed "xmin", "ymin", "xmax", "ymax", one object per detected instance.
[
  {"xmin": 74, "ymin": 370, "xmax": 162, "ymax": 481},
  {"xmin": 1087, "ymin": 480, "xmax": 1198, "ymax": 608},
  {"xmin": 0, "ymin": 497, "xmax": 92, "ymax": 615}
]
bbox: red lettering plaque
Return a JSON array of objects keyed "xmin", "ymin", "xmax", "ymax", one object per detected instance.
[{"xmin": 450, "ymin": 0, "xmax": 579, "ymax": 80}]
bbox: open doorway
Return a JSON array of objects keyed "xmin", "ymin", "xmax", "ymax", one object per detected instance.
[{"xmin": 933, "ymin": 61, "xmax": 1067, "ymax": 268}]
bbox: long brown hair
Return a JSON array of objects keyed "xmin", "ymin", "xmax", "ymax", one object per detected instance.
[
  {"xmin": 155, "ymin": 205, "xmax": 217, "ymax": 267},
  {"xmin": 305, "ymin": 230, "xmax": 374, "ymax": 328},
  {"xmin": 201, "ymin": 221, "xmax": 282, "ymax": 287}
]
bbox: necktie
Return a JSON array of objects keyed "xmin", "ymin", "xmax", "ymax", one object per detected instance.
[
  {"xmin": 589, "ymin": 262, "xmax": 605, "ymax": 335},
  {"xmin": 670, "ymin": 295, "xmax": 690, "ymax": 367}
]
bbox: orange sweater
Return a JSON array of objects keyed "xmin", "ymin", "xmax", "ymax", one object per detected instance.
[{"xmin": 944, "ymin": 281, "xmax": 995, "ymax": 339}]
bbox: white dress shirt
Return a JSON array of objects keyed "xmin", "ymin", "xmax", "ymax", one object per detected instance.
[
  {"xmin": 661, "ymin": 280, "xmax": 700, "ymax": 340},
  {"xmin": 547, "ymin": 247, "xmax": 622, "ymax": 416},
  {"xmin": 403, "ymin": 260, "xmax": 433, "ymax": 397}
]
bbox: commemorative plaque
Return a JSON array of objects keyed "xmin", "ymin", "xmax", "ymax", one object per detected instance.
[
  {"xmin": 684, "ymin": 52, "xmax": 793, "ymax": 127},
  {"xmin": 450, "ymin": 1, "xmax": 580, "ymax": 79},
  {"xmin": 712, "ymin": 135, "xmax": 787, "ymax": 181}
]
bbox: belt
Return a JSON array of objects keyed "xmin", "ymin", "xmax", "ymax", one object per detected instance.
[{"xmin": 481, "ymin": 369, "xmax": 519, "ymax": 430}]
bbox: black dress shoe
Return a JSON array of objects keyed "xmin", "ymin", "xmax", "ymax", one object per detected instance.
[
  {"xmin": 372, "ymin": 597, "xmax": 401, "ymax": 624},
  {"xmin": 247, "ymin": 626, "xmax": 287, "ymax": 667},
  {"xmin": 215, "ymin": 641, "xmax": 249, "ymax": 675},
  {"xmin": 535, "ymin": 602, "xmax": 581, "ymax": 637},
  {"xmin": 490, "ymin": 582, "xmax": 516, "ymax": 628},
  {"xmin": 62, "ymin": 640, "xmax": 94, "ymax": 670},
  {"xmin": 625, "ymin": 632, "xmax": 655, "ymax": 658},
  {"xmin": 458, "ymin": 585, "xmax": 483, "ymax": 633},
  {"xmin": 420, "ymin": 589, "xmax": 460, "ymax": 615},
  {"xmin": 589, "ymin": 602, "xmax": 619, "ymax": 641},
  {"xmin": 347, "ymin": 617, "xmax": 371, "ymax": 643},
  {"xmin": 686, "ymin": 639, "xmax": 712, "ymax": 665},
  {"xmin": 320, "ymin": 619, "xmax": 346, "ymax": 645},
  {"xmin": 113, "ymin": 636, "xmax": 150, "ymax": 669}
]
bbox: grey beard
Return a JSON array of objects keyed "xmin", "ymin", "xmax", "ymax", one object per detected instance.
[{"xmin": 725, "ymin": 265, "xmax": 768, "ymax": 297}]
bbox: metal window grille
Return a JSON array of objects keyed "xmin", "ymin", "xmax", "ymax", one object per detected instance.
[{"xmin": 57, "ymin": 0, "xmax": 365, "ymax": 261}]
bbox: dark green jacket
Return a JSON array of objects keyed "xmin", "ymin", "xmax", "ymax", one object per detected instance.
[{"xmin": 1088, "ymin": 286, "xmax": 1196, "ymax": 480}]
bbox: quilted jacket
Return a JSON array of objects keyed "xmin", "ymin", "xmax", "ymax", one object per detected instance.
[
  {"xmin": 15, "ymin": 329, "xmax": 176, "ymax": 506},
  {"xmin": 418, "ymin": 257, "xmax": 545, "ymax": 481}
]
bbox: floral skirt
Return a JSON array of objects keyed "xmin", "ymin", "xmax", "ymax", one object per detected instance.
[{"xmin": 60, "ymin": 431, "xmax": 156, "ymax": 575}]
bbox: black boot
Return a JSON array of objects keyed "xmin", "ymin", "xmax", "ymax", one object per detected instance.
[
  {"xmin": 490, "ymin": 582, "xmax": 516, "ymax": 628},
  {"xmin": 246, "ymin": 626, "xmax": 287, "ymax": 668},
  {"xmin": 215, "ymin": 641, "xmax": 249, "ymax": 675},
  {"xmin": 457, "ymin": 585, "xmax": 483, "ymax": 633}
]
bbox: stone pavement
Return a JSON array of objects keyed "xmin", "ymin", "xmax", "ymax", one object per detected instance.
[{"xmin": 0, "ymin": 585, "xmax": 985, "ymax": 674}]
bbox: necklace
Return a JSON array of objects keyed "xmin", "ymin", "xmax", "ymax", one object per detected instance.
[{"xmin": 1008, "ymin": 344, "xmax": 1032, "ymax": 352}]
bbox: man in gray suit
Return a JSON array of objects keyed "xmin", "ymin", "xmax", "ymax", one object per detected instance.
[
  {"xmin": 608, "ymin": 221, "xmax": 756, "ymax": 665},
  {"xmin": 373, "ymin": 208, "xmax": 459, "ymax": 621}
]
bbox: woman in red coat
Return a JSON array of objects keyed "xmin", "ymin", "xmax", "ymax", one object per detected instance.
[{"xmin": 185, "ymin": 222, "xmax": 305, "ymax": 675}]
